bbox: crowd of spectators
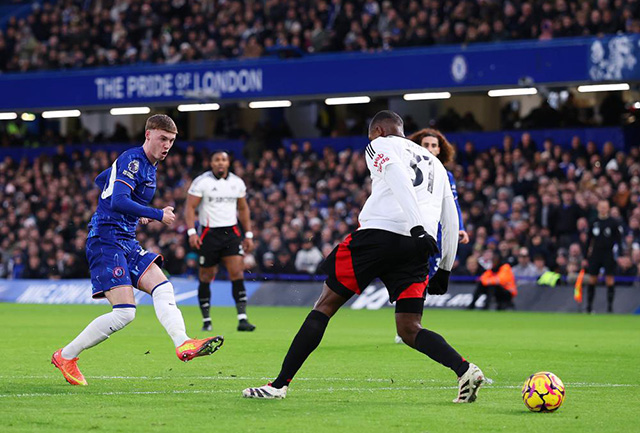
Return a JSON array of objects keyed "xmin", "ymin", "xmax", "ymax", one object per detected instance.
[
  {"xmin": 2, "ymin": 131, "xmax": 640, "ymax": 288},
  {"xmin": 2, "ymin": 0, "xmax": 640, "ymax": 72}
]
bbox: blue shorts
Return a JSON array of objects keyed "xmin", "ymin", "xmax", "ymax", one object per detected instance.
[{"xmin": 86, "ymin": 236, "xmax": 163, "ymax": 299}]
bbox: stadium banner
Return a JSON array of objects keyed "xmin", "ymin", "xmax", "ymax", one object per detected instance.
[
  {"xmin": 3, "ymin": 279, "xmax": 639, "ymax": 314},
  {"xmin": 10, "ymin": 35, "xmax": 640, "ymax": 110},
  {"xmin": 0, "ymin": 278, "xmax": 260, "ymax": 307}
]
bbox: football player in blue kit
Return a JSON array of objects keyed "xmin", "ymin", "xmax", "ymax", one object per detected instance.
[{"xmin": 52, "ymin": 115, "xmax": 223, "ymax": 386}]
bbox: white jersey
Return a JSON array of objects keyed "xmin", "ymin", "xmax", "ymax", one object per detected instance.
[
  {"xmin": 359, "ymin": 135, "xmax": 459, "ymax": 271},
  {"xmin": 187, "ymin": 171, "xmax": 247, "ymax": 228}
]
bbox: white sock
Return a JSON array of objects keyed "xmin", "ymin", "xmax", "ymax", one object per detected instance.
[
  {"xmin": 152, "ymin": 281, "xmax": 189, "ymax": 347},
  {"xmin": 61, "ymin": 306, "xmax": 136, "ymax": 359}
]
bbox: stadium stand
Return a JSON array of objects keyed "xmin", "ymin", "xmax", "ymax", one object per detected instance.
[
  {"xmin": 2, "ymin": 132, "xmax": 640, "ymax": 284},
  {"xmin": 2, "ymin": 0, "xmax": 639, "ymax": 72}
]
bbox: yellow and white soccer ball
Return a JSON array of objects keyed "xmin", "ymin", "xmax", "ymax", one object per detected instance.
[{"xmin": 522, "ymin": 372, "xmax": 566, "ymax": 412}]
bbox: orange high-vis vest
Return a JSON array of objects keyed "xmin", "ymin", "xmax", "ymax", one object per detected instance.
[{"xmin": 479, "ymin": 264, "xmax": 517, "ymax": 297}]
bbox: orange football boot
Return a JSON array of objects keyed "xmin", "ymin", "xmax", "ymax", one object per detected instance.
[
  {"xmin": 51, "ymin": 349, "xmax": 88, "ymax": 386},
  {"xmin": 176, "ymin": 336, "xmax": 224, "ymax": 362}
]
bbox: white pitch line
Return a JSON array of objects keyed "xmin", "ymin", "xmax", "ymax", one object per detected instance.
[{"xmin": 0, "ymin": 383, "xmax": 633, "ymax": 399}]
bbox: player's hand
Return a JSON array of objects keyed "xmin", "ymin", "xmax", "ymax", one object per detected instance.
[
  {"xmin": 242, "ymin": 237, "xmax": 254, "ymax": 253},
  {"xmin": 139, "ymin": 217, "xmax": 150, "ymax": 225},
  {"xmin": 189, "ymin": 234, "xmax": 202, "ymax": 250},
  {"xmin": 427, "ymin": 269, "xmax": 451, "ymax": 295},
  {"xmin": 410, "ymin": 225, "xmax": 439, "ymax": 256},
  {"xmin": 162, "ymin": 206, "xmax": 176, "ymax": 226},
  {"xmin": 459, "ymin": 230, "xmax": 470, "ymax": 244}
]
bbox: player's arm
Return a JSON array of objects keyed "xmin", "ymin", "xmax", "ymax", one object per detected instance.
[
  {"xmin": 111, "ymin": 181, "xmax": 164, "ymax": 221},
  {"xmin": 448, "ymin": 171, "xmax": 468, "ymax": 243},
  {"xmin": 237, "ymin": 196, "xmax": 254, "ymax": 253},
  {"xmin": 428, "ymin": 185, "xmax": 459, "ymax": 295},
  {"xmin": 185, "ymin": 193, "xmax": 203, "ymax": 250}
]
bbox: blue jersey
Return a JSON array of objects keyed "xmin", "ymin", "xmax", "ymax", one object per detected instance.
[
  {"xmin": 89, "ymin": 147, "xmax": 161, "ymax": 241},
  {"xmin": 430, "ymin": 170, "xmax": 465, "ymax": 276}
]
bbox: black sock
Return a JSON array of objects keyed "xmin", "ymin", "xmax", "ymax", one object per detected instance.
[
  {"xmin": 198, "ymin": 281, "xmax": 211, "ymax": 320},
  {"xmin": 586, "ymin": 284, "xmax": 596, "ymax": 312},
  {"xmin": 414, "ymin": 328, "xmax": 469, "ymax": 377},
  {"xmin": 271, "ymin": 310, "xmax": 330, "ymax": 388},
  {"xmin": 607, "ymin": 285, "xmax": 615, "ymax": 312},
  {"xmin": 232, "ymin": 279, "xmax": 247, "ymax": 317}
]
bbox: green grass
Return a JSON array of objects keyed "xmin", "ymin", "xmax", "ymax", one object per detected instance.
[{"xmin": 0, "ymin": 304, "xmax": 638, "ymax": 433}]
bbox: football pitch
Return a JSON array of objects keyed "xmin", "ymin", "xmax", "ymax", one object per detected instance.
[{"xmin": 1, "ymin": 304, "xmax": 638, "ymax": 433}]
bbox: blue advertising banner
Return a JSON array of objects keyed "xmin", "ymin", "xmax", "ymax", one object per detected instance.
[
  {"xmin": 3, "ymin": 279, "xmax": 637, "ymax": 314},
  {"xmin": 0, "ymin": 278, "xmax": 260, "ymax": 307},
  {"xmin": 9, "ymin": 35, "xmax": 640, "ymax": 111}
]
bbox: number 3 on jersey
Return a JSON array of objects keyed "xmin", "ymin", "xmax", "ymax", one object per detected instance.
[{"xmin": 410, "ymin": 154, "xmax": 434, "ymax": 193}]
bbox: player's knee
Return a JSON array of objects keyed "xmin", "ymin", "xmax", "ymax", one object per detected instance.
[
  {"xmin": 395, "ymin": 321, "xmax": 421, "ymax": 346},
  {"xmin": 199, "ymin": 271, "xmax": 213, "ymax": 283},
  {"xmin": 111, "ymin": 306, "xmax": 136, "ymax": 331}
]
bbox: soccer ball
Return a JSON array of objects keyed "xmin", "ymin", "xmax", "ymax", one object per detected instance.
[{"xmin": 521, "ymin": 372, "xmax": 565, "ymax": 412}]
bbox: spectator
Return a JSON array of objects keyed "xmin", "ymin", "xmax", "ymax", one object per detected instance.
[
  {"xmin": 468, "ymin": 250, "xmax": 517, "ymax": 310},
  {"xmin": 511, "ymin": 247, "xmax": 538, "ymax": 278},
  {"xmin": 294, "ymin": 237, "xmax": 324, "ymax": 274}
]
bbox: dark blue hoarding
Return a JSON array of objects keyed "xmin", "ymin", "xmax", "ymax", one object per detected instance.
[{"xmin": 7, "ymin": 35, "xmax": 640, "ymax": 110}]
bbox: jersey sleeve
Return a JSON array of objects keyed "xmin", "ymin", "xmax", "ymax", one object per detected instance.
[
  {"xmin": 365, "ymin": 137, "xmax": 403, "ymax": 177},
  {"xmin": 187, "ymin": 175, "xmax": 205, "ymax": 197},
  {"xmin": 238, "ymin": 178, "xmax": 247, "ymax": 198},
  {"xmin": 114, "ymin": 152, "xmax": 143, "ymax": 190},
  {"xmin": 447, "ymin": 171, "xmax": 465, "ymax": 231},
  {"xmin": 439, "ymin": 181, "xmax": 459, "ymax": 272}
]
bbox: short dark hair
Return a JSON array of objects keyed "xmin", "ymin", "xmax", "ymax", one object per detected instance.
[
  {"xmin": 368, "ymin": 110, "xmax": 403, "ymax": 136},
  {"xmin": 211, "ymin": 149, "xmax": 229, "ymax": 158}
]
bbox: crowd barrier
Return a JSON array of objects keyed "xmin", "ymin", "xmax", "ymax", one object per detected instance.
[{"xmin": 1, "ymin": 278, "xmax": 638, "ymax": 314}]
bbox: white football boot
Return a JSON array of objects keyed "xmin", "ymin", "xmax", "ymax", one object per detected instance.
[
  {"xmin": 394, "ymin": 334, "xmax": 404, "ymax": 344},
  {"xmin": 453, "ymin": 363, "xmax": 484, "ymax": 403},
  {"xmin": 242, "ymin": 384, "xmax": 288, "ymax": 399}
]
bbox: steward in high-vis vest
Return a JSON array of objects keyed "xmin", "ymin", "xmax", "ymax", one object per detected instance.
[{"xmin": 468, "ymin": 251, "xmax": 517, "ymax": 310}]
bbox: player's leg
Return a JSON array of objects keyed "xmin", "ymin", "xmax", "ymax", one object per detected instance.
[
  {"xmin": 52, "ymin": 239, "xmax": 138, "ymax": 385},
  {"xmin": 243, "ymin": 283, "xmax": 348, "ymax": 398},
  {"xmin": 604, "ymin": 274, "xmax": 615, "ymax": 313},
  {"xmin": 137, "ymin": 262, "xmax": 223, "ymax": 361},
  {"xmin": 243, "ymin": 232, "xmax": 369, "ymax": 398},
  {"xmin": 221, "ymin": 254, "xmax": 255, "ymax": 331},
  {"xmin": 198, "ymin": 265, "xmax": 217, "ymax": 331},
  {"xmin": 586, "ymin": 273, "xmax": 598, "ymax": 313},
  {"xmin": 395, "ymin": 299, "xmax": 484, "ymax": 403},
  {"xmin": 585, "ymin": 256, "xmax": 600, "ymax": 313},
  {"xmin": 53, "ymin": 286, "xmax": 137, "ymax": 386}
]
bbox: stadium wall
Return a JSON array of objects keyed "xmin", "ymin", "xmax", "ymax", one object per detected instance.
[
  {"xmin": 2, "ymin": 279, "xmax": 638, "ymax": 314},
  {"xmin": 11, "ymin": 35, "xmax": 640, "ymax": 110}
]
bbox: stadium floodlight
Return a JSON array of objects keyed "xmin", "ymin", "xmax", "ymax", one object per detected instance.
[
  {"xmin": 21, "ymin": 113, "xmax": 36, "ymax": 121},
  {"xmin": 248, "ymin": 100, "xmax": 292, "ymax": 109},
  {"xmin": 42, "ymin": 110, "xmax": 82, "ymax": 119},
  {"xmin": 577, "ymin": 83, "xmax": 630, "ymax": 93},
  {"xmin": 0, "ymin": 112, "xmax": 17, "ymax": 120},
  {"xmin": 325, "ymin": 96, "xmax": 371, "ymax": 105},
  {"xmin": 488, "ymin": 88, "xmax": 538, "ymax": 97},
  {"xmin": 403, "ymin": 92, "xmax": 452, "ymax": 101},
  {"xmin": 177, "ymin": 103, "xmax": 221, "ymax": 112},
  {"xmin": 109, "ymin": 107, "xmax": 151, "ymax": 116}
]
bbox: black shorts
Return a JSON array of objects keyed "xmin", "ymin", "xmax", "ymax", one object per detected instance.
[
  {"xmin": 199, "ymin": 225, "xmax": 243, "ymax": 268},
  {"xmin": 320, "ymin": 229, "xmax": 430, "ymax": 304},
  {"xmin": 587, "ymin": 252, "xmax": 616, "ymax": 276}
]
